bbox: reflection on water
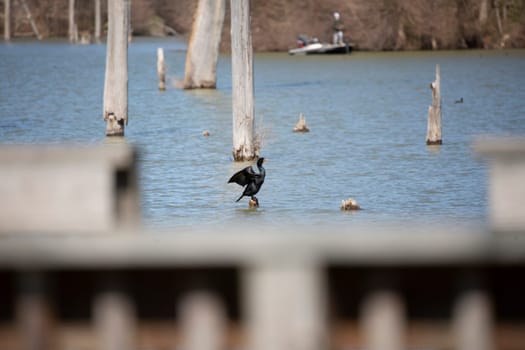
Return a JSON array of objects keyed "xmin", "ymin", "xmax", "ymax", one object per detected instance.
[{"xmin": 1, "ymin": 39, "xmax": 525, "ymax": 229}]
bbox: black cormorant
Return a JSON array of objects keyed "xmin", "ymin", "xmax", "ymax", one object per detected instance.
[{"xmin": 228, "ymin": 157, "xmax": 266, "ymax": 203}]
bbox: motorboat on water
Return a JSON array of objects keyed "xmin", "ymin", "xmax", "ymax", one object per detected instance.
[{"xmin": 288, "ymin": 34, "xmax": 353, "ymax": 55}]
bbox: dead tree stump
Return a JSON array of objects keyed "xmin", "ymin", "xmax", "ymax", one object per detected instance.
[
  {"xmin": 293, "ymin": 112, "xmax": 310, "ymax": 132},
  {"xmin": 231, "ymin": 0, "xmax": 256, "ymax": 161},
  {"xmin": 103, "ymin": 0, "xmax": 129, "ymax": 136},
  {"xmin": 94, "ymin": 0, "xmax": 101, "ymax": 43},
  {"xmin": 426, "ymin": 64, "xmax": 442, "ymax": 145},
  {"xmin": 340, "ymin": 197, "xmax": 360, "ymax": 211},
  {"xmin": 157, "ymin": 48, "xmax": 166, "ymax": 91},
  {"xmin": 183, "ymin": 0, "xmax": 225, "ymax": 89},
  {"xmin": 4, "ymin": 0, "xmax": 11, "ymax": 41}
]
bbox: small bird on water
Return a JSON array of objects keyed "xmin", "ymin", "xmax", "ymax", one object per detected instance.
[{"xmin": 228, "ymin": 157, "xmax": 266, "ymax": 206}]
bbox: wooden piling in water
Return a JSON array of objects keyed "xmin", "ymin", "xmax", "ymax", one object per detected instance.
[
  {"xmin": 3, "ymin": 0, "xmax": 10, "ymax": 41},
  {"xmin": 426, "ymin": 64, "xmax": 442, "ymax": 145},
  {"xmin": 183, "ymin": 0, "xmax": 225, "ymax": 89},
  {"xmin": 231, "ymin": 0, "xmax": 256, "ymax": 161},
  {"xmin": 103, "ymin": 0, "xmax": 129, "ymax": 136},
  {"xmin": 157, "ymin": 48, "xmax": 166, "ymax": 91}
]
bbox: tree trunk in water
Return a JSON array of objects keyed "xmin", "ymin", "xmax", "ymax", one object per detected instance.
[
  {"xmin": 94, "ymin": 0, "xmax": 101, "ymax": 43},
  {"xmin": 4, "ymin": 0, "xmax": 10, "ymax": 41},
  {"xmin": 68, "ymin": 0, "xmax": 76, "ymax": 43},
  {"xmin": 157, "ymin": 47, "xmax": 166, "ymax": 91},
  {"xmin": 103, "ymin": 0, "xmax": 129, "ymax": 136},
  {"xmin": 183, "ymin": 0, "xmax": 225, "ymax": 89},
  {"xmin": 426, "ymin": 64, "xmax": 442, "ymax": 145},
  {"xmin": 231, "ymin": 0, "xmax": 256, "ymax": 161}
]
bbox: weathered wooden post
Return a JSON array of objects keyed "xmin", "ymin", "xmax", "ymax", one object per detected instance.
[
  {"xmin": 426, "ymin": 64, "xmax": 442, "ymax": 145},
  {"xmin": 3, "ymin": 0, "xmax": 10, "ymax": 41},
  {"xmin": 178, "ymin": 291, "xmax": 227, "ymax": 350},
  {"xmin": 231, "ymin": 0, "xmax": 256, "ymax": 161},
  {"xmin": 68, "ymin": 0, "xmax": 77, "ymax": 43},
  {"xmin": 183, "ymin": 0, "xmax": 225, "ymax": 89},
  {"xmin": 94, "ymin": 0, "xmax": 101, "ymax": 43},
  {"xmin": 157, "ymin": 48, "xmax": 166, "ymax": 91},
  {"xmin": 103, "ymin": 0, "xmax": 129, "ymax": 136}
]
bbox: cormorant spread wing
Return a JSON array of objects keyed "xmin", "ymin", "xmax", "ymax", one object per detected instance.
[
  {"xmin": 228, "ymin": 166, "xmax": 257, "ymax": 186},
  {"xmin": 228, "ymin": 158, "xmax": 266, "ymax": 202}
]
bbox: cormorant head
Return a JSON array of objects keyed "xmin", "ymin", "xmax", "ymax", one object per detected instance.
[{"xmin": 257, "ymin": 157, "xmax": 265, "ymax": 167}]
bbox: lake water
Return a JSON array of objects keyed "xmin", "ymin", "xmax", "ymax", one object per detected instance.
[{"xmin": 1, "ymin": 38, "xmax": 525, "ymax": 230}]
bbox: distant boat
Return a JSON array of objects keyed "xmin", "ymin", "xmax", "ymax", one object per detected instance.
[{"xmin": 289, "ymin": 35, "xmax": 353, "ymax": 55}]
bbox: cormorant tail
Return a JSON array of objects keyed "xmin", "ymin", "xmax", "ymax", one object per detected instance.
[{"xmin": 235, "ymin": 193, "xmax": 244, "ymax": 202}]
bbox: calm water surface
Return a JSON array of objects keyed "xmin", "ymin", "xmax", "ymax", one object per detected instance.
[{"xmin": 1, "ymin": 38, "xmax": 525, "ymax": 230}]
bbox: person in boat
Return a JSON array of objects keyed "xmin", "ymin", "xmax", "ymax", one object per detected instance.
[{"xmin": 332, "ymin": 12, "xmax": 344, "ymax": 45}]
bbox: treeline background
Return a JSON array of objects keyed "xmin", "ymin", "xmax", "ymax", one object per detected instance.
[{"xmin": 2, "ymin": 0, "xmax": 524, "ymax": 50}]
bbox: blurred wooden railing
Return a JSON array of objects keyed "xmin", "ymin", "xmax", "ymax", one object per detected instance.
[{"xmin": 0, "ymin": 140, "xmax": 524, "ymax": 350}]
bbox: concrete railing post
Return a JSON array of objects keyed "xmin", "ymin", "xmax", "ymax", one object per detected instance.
[
  {"xmin": 178, "ymin": 291, "xmax": 227, "ymax": 350},
  {"xmin": 475, "ymin": 137, "xmax": 525, "ymax": 232},
  {"xmin": 243, "ymin": 262, "xmax": 326, "ymax": 350},
  {"xmin": 453, "ymin": 290, "xmax": 494, "ymax": 350},
  {"xmin": 93, "ymin": 291, "xmax": 136, "ymax": 350},
  {"xmin": 360, "ymin": 290, "xmax": 405, "ymax": 350},
  {"xmin": 16, "ymin": 272, "xmax": 55, "ymax": 350}
]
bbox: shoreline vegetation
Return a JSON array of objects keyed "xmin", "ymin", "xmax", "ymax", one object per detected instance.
[{"xmin": 2, "ymin": 0, "xmax": 525, "ymax": 51}]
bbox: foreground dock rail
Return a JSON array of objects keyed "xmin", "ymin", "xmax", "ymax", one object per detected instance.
[{"xmin": 1, "ymin": 140, "xmax": 525, "ymax": 350}]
